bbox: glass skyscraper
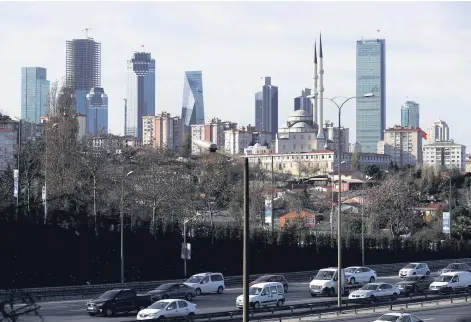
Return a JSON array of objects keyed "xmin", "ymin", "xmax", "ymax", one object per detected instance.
[
  {"xmin": 181, "ymin": 71, "xmax": 205, "ymax": 134},
  {"xmin": 401, "ymin": 100, "xmax": 420, "ymax": 128},
  {"xmin": 356, "ymin": 39, "xmax": 386, "ymax": 153},
  {"xmin": 294, "ymin": 88, "xmax": 313, "ymax": 117},
  {"xmin": 125, "ymin": 52, "xmax": 156, "ymax": 140},
  {"xmin": 21, "ymin": 67, "xmax": 50, "ymax": 124},
  {"xmin": 255, "ymin": 77, "xmax": 278, "ymax": 141},
  {"xmin": 86, "ymin": 87, "xmax": 108, "ymax": 136}
]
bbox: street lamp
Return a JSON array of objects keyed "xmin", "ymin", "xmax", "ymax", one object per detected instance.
[
  {"xmin": 444, "ymin": 174, "xmax": 452, "ymax": 239},
  {"xmin": 120, "ymin": 170, "xmax": 134, "ymax": 284},
  {"xmin": 12, "ymin": 117, "xmax": 22, "ymax": 208},
  {"xmin": 331, "ymin": 161, "xmax": 346, "ymax": 236},
  {"xmin": 183, "ymin": 213, "xmax": 202, "ymax": 277},
  {"xmin": 360, "ymin": 177, "xmax": 372, "ymax": 266}
]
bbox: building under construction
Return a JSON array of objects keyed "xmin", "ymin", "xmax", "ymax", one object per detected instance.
[{"xmin": 65, "ymin": 38, "xmax": 101, "ymax": 91}]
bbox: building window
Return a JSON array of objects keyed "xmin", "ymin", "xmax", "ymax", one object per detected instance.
[
  {"xmin": 301, "ymin": 145, "xmax": 304, "ymax": 150},
  {"xmin": 293, "ymin": 144, "xmax": 296, "ymax": 149}
]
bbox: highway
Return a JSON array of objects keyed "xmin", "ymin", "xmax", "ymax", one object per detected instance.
[{"xmin": 19, "ymin": 276, "xmax": 403, "ymax": 322}]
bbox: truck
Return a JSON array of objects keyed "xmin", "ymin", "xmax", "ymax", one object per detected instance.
[
  {"xmin": 309, "ymin": 268, "xmax": 363, "ymax": 297},
  {"xmin": 86, "ymin": 288, "xmax": 152, "ymax": 317}
]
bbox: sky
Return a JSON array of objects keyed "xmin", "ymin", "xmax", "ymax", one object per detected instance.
[{"xmin": 1, "ymin": 1, "xmax": 470, "ymax": 148}]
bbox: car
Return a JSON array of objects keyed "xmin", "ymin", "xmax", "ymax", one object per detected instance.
[
  {"xmin": 348, "ymin": 283, "xmax": 400, "ymax": 303},
  {"xmin": 184, "ymin": 272, "xmax": 225, "ymax": 295},
  {"xmin": 429, "ymin": 271, "xmax": 471, "ymax": 293},
  {"xmin": 236, "ymin": 282, "xmax": 285, "ymax": 309},
  {"xmin": 250, "ymin": 275, "xmax": 289, "ymax": 292},
  {"xmin": 137, "ymin": 299, "xmax": 197, "ymax": 321},
  {"xmin": 398, "ymin": 263, "xmax": 430, "ymax": 278},
  {"xmin": 344, "ymin": 266, "xmax": 377, "ymax": 285},
  {"xmin": 395, "ymin": 275, "xmax": 434, "ymax": 295},
  {"xmin": 438, "ymin": 263, "xmax": 471, "ymax": 275},
  {"xmin": 147, "ymin": 283, "xmax": 196, "ymax": 302},
  {"xmin": 86, "ymin": 289, "xmax": 152, "ymax": 317},
  {"xmin": 373, "ymin": 312, "xmax": 424, "ymax": 322}
]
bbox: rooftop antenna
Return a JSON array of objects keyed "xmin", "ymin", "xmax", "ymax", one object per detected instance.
[{"xmin": 82, "ymin": 28, "xmax": 92, "ymax": 39}]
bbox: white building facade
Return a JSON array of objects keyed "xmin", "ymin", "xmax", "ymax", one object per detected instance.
[
  {"xmin": 427, "ymin": 120, "xmax": 450, "ymax": 144},
  {"xmin": 276, "ymin": 110, "xmax": 322, "ymax": 154},
  {"xmin": 224, "ymin": 127, "xmax": 271, "ymax": 155},
  {"xmin": 377, "ymin": 125, "xmax": 423, "ymax": 166},
  {"xmin": 191, "ymin": 118, "xmax": 238, "ymax": 155},
  {"xmin": 423, "ymin": 140, "xmax": 466, "ymax": 172}
]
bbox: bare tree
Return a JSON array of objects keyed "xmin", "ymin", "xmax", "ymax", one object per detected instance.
[
  {"xmin": 19, "ymin": 140, "xmax": 43, "ymax": 213},
  {"xmin": 0, "ymin": 291, "xmax": 41, "ymax": 322}
]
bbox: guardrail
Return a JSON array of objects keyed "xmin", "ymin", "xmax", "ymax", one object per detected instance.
[{"xmin": 2, "ymin": 257, "xmax": 471, "ymax": 302}]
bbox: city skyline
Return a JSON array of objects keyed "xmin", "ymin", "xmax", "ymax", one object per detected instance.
[{"xmin": 1, "ymin": 2, "xmax": 470, "ymax": 148}]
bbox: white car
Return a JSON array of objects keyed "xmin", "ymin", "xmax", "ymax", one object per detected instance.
[
  {"xmin": 184, "ymin": 272, "xmax": 225, "ymax": 295},
  {"xmin": 399, "ymin": 263, "xmax": 430, "ymax": 278},
  {"xmin": 137, "ymin": 299, "xmax": 197, "ymax": 321},
  {"xmin": 348, "ymin": 283, "xmax": 400, "ymax": 302},
  {"xmin": 236, "ymin": 282, "xmax": 285, "ymax": 309},
  {"xmin": 344, "ymin": 266, "xmax": 377, "ymax": 285},
  {"xmin": 373, "ymin": 312, "xmax": 424, "ymax": 322}
]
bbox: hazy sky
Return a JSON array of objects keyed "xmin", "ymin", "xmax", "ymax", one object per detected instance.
[{"xmin": 1, "ymin": 1, "xmax": 470, "ymax": 147}]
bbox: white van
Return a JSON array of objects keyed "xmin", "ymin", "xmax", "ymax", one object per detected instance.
[
  {"xmin": 429, "ymin": 271, "xmax": 471, "ymax": 293},
  {"xmin": 309, "ymin": 268, "xmax": 346, "ymax": 297},
  {"xmin": 236, "ymin": 282, "xmax": 285, "ymax": 309},
  {"xmin": 184, "ymin": 272, "xmax": 225, "ymax": 295}
]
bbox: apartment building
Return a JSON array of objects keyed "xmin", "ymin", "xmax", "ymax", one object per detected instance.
[
  {"xmin": 377, "ymin": 125, "xmax": 423, "ymax": 166},
  {"xmin": 142, "ymin": 112, "xmax": 183, "ymax": 152}
]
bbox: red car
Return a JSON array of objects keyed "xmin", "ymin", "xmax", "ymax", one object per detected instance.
[{"xmin": 249, "ymin": 275, "xmax": 289, "ymax": 292}]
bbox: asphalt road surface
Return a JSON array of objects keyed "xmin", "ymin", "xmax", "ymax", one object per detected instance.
[{"xmin": 16, "ymin": 276, "xmax": 405, "ymax": 322}]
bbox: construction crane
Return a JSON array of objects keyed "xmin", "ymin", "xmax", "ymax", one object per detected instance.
[{"xmin": 82, "ymin": 28, "xmax": 92, "ymax": 39}]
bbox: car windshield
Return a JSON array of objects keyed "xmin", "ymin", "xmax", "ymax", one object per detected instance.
[
  {"xmin": 149, "ymin": 302, "xmax": 169, "ymax": 310},
  {"xmin": 446, "ymin": 264, "xmax": 461, "ymax": 269},
  {"xmin": 360, "ymin": 284, "xmax": 379, "ymax": 291},
  {"xmin": 156, "ymin": 284, "xmax": 172, "ymax": 290},
  {"xmin": 186, "ymin": 276, "xmax": 202, "ymax": 283},
  {"xmin": 345, "ymin": 268, "xmax": 358, "ymax": 273},
  {"xmin": 98, "ymin": 290, "xmax": 120, "ymax": 300},
  {"xmin": 254, "ymin": 276, "xmax": 269, "ymax": 283},
  {"xmin": 404, "ymin": 264, "xmax": 417, "ymax": 269},
  {"xmin": 404, "ymin": 276, "xmax": 420, "ymax": 281},
  {"xmin": 377, "ymin": 314, "xmax": 399, "ymax": 321},
  {"xmin": 249, "ymin": 287, "xmax": 262, "ymax": 295},
  {"xmin": 438, "ymin": 275, "xmax": 453, "ymax": 282},
  {"xmin": 315, "ymin": 271, "xmax": 335, "ymax": 280}
]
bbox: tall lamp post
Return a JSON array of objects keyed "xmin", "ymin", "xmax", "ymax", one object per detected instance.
[
  {"xmin": 120, "ymin": 170, "xmax": 134, "ymax": 284},
  {"xmin": 444, "ymin": 174, "xmax": 452, "ymax": 239},
  {"xmin": 360, "ymin": 177, "xmax": 372, "ymax": 266},
  {"xmin": 331, "ymin": 161, "xmax": 346, "ymax": 236},
  {"xmin": 323, "ymin": 93, "xmax": 374, "ymax": 308},
  {"xmin": 183, "ymin": 213, "xmax": 202, "ymax": 277},
  {"xmin": 12, "ymin": 117, "xmax": 22, "ymax": 208}
]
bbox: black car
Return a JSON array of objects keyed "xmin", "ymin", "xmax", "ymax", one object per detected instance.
[
  {"xmin": 438, "ymin": 263, "xmax": 471, "ymax": 275},
  {"xmin": 147, "ymin": 283, "xmax": 196, "ymax": 302},
  {"xmin": 86, "ymin": 288, "xmax": 151, "ymax": 317},
  {"xmin": 395, "ymin": 275, "xmax": 434, "ymax": 295},
  {"xmin": 250, "ymin": 275, "xmax": 289, "ymax": 292}
]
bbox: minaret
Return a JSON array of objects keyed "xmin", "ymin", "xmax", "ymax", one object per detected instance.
[
  {"xmin": 318, "ymin": 33, "xmax": 324, "ymax": 134},
  {"xmin": 312, "ymin": 41, "xmax": 318, "ymax": 127}
]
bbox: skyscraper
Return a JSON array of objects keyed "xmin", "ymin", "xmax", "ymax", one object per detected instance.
[
  {"xmin": 356, "ymin": 39, "xmax": 386, "ymax": 153},
  {"xmin": 255, "ymin": 77, "xmax": 278, "ymax": 141},
  {"xmin": 401, "ymin": 100, "xmax": 420, "ymax": 128},
  {"xmin": 294, "ymin": 88, "xmax": 313, "ymax": 116},
  {"xmin": 66, "ymin": 38, "xmax": 101, "ymax": 115},
  {"xmin": 181, "ymin": 71, "xmax": 205, "ymax": 134},
  {"xmin": 86, "ymin": 87, "xmax": 108, "ymax": 136},
  {"xmin": 125, "ymin": 52, "xmax": 156, "ymax": 139},
  {"xmin": 21, "ymin": 67, "xmax": 50, "ymax": 124},
  {"xmin": 427, "ymin": 120, "xmax": 450, "ymax": 144}
]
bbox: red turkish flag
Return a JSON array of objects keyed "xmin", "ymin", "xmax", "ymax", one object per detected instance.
[{"xmin": 417, "ymin": 127, "xmax": 427, "ymax": 140}]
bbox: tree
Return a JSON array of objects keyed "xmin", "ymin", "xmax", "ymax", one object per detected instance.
[
  {"xmin": 1, "ymin": 291, "xmax": 41, "ymax": 321},
  {"xmin": 364, "ymin": 164, "xmax": 382, "ymax": 180},
  {"xmin": 180, "ymin": 132, "xmax": 192, "ymax": 157},
  {"xmin": 18, "ymin": 140, "xmax": 43, "ymax": 214},
  {"xmin": 452, "ymin": 216, "xmax": 471, "ymax": 240},
  {"xmin": 352, "ymin": 151, "xmax": 360, "ymax": 170}
]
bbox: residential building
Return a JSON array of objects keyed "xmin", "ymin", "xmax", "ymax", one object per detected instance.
[
  {"xmin": 280, "ymin": 210, "xmax": 317, "ymax": 230},
  {"xmin": 324, "ymin": 120, "xmax": 349, "ymax": 153},
  {"xmin": 86, "ymin": 87, "xmax": 108, "ymax": 136},
  {"xmin": 191, "ymin": 119, "xmax": 237, "ymax": 155},
  {"xmin": 0, "ymin": 117, "xmax": 43, "ymax": 141},
  {"xmin": 356, "ymin": 39, "xmax": 386, "ymax": 153},
  {"xmin": 276, "ymin": 110, "xmax": 320, "ymax": 154},
  {"xmin": 244, "ymin": 143, "xmax": 272, "ymax": 155},
  {"xmin": 0, "ymin": 128, "xmax": 17, "ymax": 172},
  {"xmin": 401, "ymin": 100, "xmax": 420, "ymax": 128},
  {"xmin": 466, "ymin": 155, "xmax": 471, "ymax": 173},
  {"xmin": 125, "ymin": 52, "xmax": 156, "ymax": 140},
  {"xmin": 181, "ymin": 71, "xmax": 205, "ymax": 134},
  {"xmin": 349, "ymin": 142, "xmax": 361, "ymax": 153},
  {"xmin": 224, "ymin": 127, "xmax": 271, "ymax": 155},
  {"xmin": 294, "ymin": 88, "xmax": 313, "ymax": 116},
  {"xmin": 255, "ymin": 77, "xmax": 278, "ymax": 140},
  {"xmin": 89, "ymin": 134, "xmax": 142, "ymax": 153},
  {"xmin": 142, "ymin": 112, "xmax": 183, "ymax": 152},
  {"xmin": 377, "ymin": 125, "xmax": 423, "ymax": 167},
  {"xmin": 427, "ymin": 120, "xmax": 450, "ymax": 144},
  {"xmin": 21, "ymin": 67, "xmax": 50, "ymax": 124},
  {"xmin": 423, "ymin": 140, "xmax": 466, "ymax": 172}
]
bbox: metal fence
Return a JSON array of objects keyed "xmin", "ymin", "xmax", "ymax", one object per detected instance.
[{"xmin": 2, "ymin": 257, "xmax": 471, "ymax": 302}]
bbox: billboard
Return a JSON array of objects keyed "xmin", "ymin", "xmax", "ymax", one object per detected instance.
[
  {"xmin": 13, "ymin": 169, "xmax": 19, "ymax": 198},
  {"xmin": 265, "ymin": 199, "xmax": 272, "ymax": 224},
  {"xmin": 443, "ymin": 212, "xmax": 450, "ymax": 234}
]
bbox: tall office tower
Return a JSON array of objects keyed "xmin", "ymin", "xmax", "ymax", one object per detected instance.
[
  {"xmin": 21, "ymin": 67, "xmax": 50, "ymax": 124},
  {"xmin": 86, "ymin": 87, "xmax": 108, "ymax": 136},
  {"xmin": 356, "ymin": 39, "xmax": 386, "ymax": 153},
  {"xmin": 427, "ymin": 120, "xmax": 450, "ymax": 144},
  {"xmin": 66, "ymin": 38, "xmax": 101, "ymax": 115},
  {"xmin": 294, "ymin": 88, "xmax": 313, "ymax": 116},
  {"xmin": 125, "ymin": 52, "xmax": 156, "ymax": 139},
  {"xmin": 254, "ymin": 77, "xmax": 278, "ymax": 141},
  {"xmin": 181, "ymin": 71, "xmax": 205, "ymax": 134},
  {"xmin": 401, "ymin": 100, "xmax": 420, "ymax": 128}
]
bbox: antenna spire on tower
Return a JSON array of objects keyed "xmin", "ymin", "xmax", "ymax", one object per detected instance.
[
  {"xmin": 82, "ymin": 28, "xmax": 92, "ymax": 39},
  {"xmin": 319, "ymin": 32, "xmax": 323, "ymax": 58},
  {"xmin": 314, "ymin": 40, "xmax": 317, "ymax": 64}
]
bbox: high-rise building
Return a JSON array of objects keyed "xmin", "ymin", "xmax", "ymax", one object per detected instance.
[
  {"xmin": 125, "ymin": 52, "xmax": 156, "ymax": 140},
  {"xmin": 377, "ymin": 125, "xmax": 423, "ymax": 167},
  {"xmin": 191, "ymin": 118, "xmax": 237, "ymax": 155},
  {"xmin": 142, "ymin": 112, "xmax": 183, "ymax": 152},
  {"xmin": 294, "ymin": 88, "xmax": 313, "ymax": 116},
  {"xmin": 324, "ymin": 120, "xmax": 349, "ymax": 153},
  {"xmin": 356, "ymin": 39, "xmax": 386, "ymax": 153},
  {"xmin": 254, "ymin": 77, "xmax": 278, "ymax": 141},
  {"xmin": 86, "ymin": 87, "xmax": 108, "ymax": 136},
  {"xmin": 66, "ymin": 38, "xmax": 101, "ymax": 116},
  {"xmin": 401, "ymin": 100, "xmax": 420, "ymax": 128},
  {"xmin": 427, "ymin": 120, "xmax": 450, "ymax": 144},
  {"xmin": 181, "ymin": 71, "xmax": 205, "ymax": 134},
  {"xmin": 423, "ymin": 140, "xmax": 466, "ymax": 172},
  {"xmin": 21, "ymin": 67, "xmax": 50, "ymax": 124}
]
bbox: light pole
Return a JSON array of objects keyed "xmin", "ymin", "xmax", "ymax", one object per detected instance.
[
  {"xmin": 44, "ymin": 122, "xmax": 58, "ymax": 224},
  {"xmin": 331, "ymin": 161, "xmax": 346, "ymax": 236},
  {"xmin": 12, "ymin": 117, "xmax": 22, "ymax": 208},
  {"xmin": 120, "ymin": 170, "xmax": 134, "ymax": 284},
  {"xmin": 444, "ymin": 174, "xmax": 452, "ymax": 239},
  {"xmin": 323, "ymin": 93, "xmax": 374, "ymax": 308},
  {"xmin": 360, "ymin": 177, "xmax": 372, "ymax": 266},
  {"xmin": 183, "ymin": 213, "xmax": 202, "ymax": 277}
]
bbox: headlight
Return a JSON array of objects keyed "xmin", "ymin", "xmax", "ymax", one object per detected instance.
[{"xmin": 96, "ymin": 303, "xmax": 104, "ymax": 307}]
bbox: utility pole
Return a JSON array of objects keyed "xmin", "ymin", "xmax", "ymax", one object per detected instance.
[
  {"xmin": 243, "ymin": 158, "xmax": 250, "ymax": 322},
  {"xmin": 271, "ymin": 155, "xmax": 274, "ymax": 231}
]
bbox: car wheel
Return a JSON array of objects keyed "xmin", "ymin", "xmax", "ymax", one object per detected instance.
[
  {"xmin": 413, "ymin": 285, "xmax": 419, "ymax": 293},
  {"xmin": 412, "ymin": 272, "xmax": 416, "ymax": 275},
  {"xmin": 283, "ymin": 284, "xmax": 288, "ymax": 293},
  {"xmin": 370, "ymin": 295, "xmax": 376, "ymax": 304},
  {"xmin": 185, "ymin": 293, "xmax": 193, "ymax": 301},
  {"xmin": 426, "ymin": 271, "xmax": 430, "ymax": 276},
  {"xmin": 254, "ymin": 302, "xmax": 260, "ymax": 309},
  {"xmin": 328, "ymin": 287, "xmax": 335, "ymax": 297},
  {"xmin": 187, "ymin": 312, "xmax": 195, "ymax": 321},
  {"xmin": 217, "ymin": 286, "xmax": 224, "ymax": 294},
  {"xmin": 391, "ymin": 293, "xmax": 398, "ymax": 301},
  {"xmin": 276, "ymin": 299, "xmax": 283, "ymax": 307},
  {"xmin": 88, "ymin": 313, "xmax": 96, "ymax": 316},
  {"xmin": 162, "ymin": 295, "xmax": 169, "ymax": 300},
  {"xmin": 465, "ymin": 286, "xmax": 471, "ymax": 293},
  {"xmin": 105, "ymin": 308, "xmax": 115, "ymax": 317},
  {"xmin": 195, "ymin": 288, "xmax": 202, "ymax": 296},
  {"xmin": 158, "ymin": 315, "xmax": 166, "ymax": 321},
  {"xmin": 369, "ymin": 276, "xmax": 375, "ymax": 283},
  {"xmin": 310, "ymin": 293, "xmax": 317, "ymax": 297}
]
